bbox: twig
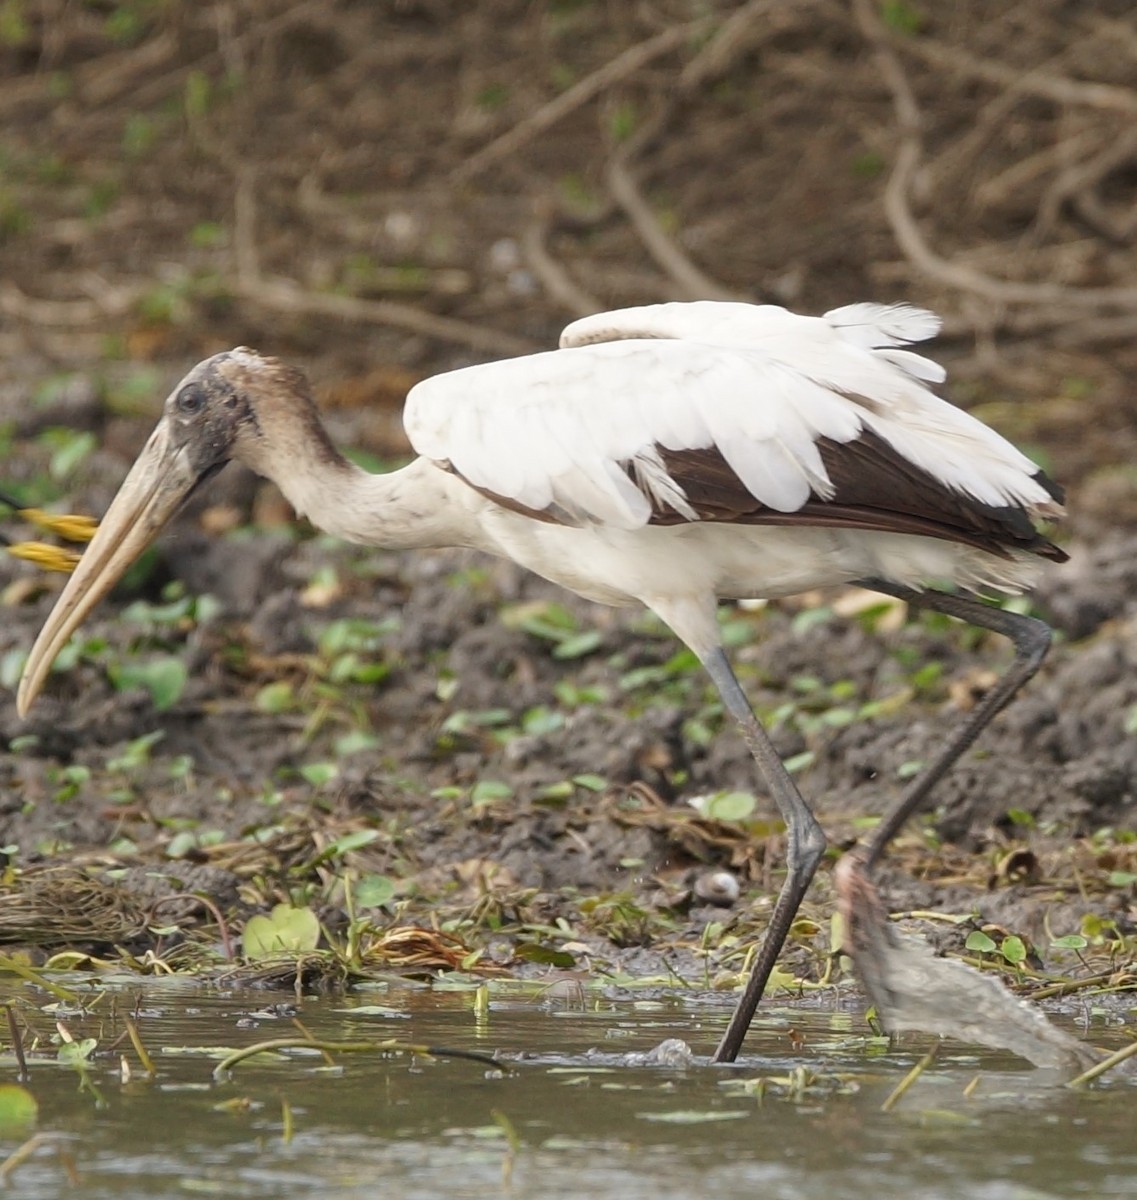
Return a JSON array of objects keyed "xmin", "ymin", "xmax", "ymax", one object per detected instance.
[
  {"xmin": 0, "ymin": 280, "xmax": 144, "ymax": 326},
  {"xmin": 1065, "ymin": 1039, "xmax": 1137, "ymax": 1088},
  {"xmin": 1037, "ymin": 127, "xmax": 1137, "ymax": 243},
  {"xmin": 212, "ymin": 1036, "xmax": 501, "ymax": 1079},
  {"xmin": 0, "ymin": 30, "xmax": 175, "ymax": 113},
  {"xmin": 880, "ymin": 1042, "xmax": 939, "ymax": 1112},
  {"xmin": 149, "ymin": 892, "xmax": 235, "ymax": 962},
  {"xmin": 1086, "ymin": 15, "xmax": 1137, "ymax": 66},
  {"xmin": 607, "ymin": 158, "xmax": 745, "ymax": 302},
  {"xmin": 853, "ymin": 0, "xmax": 1137, "ymax": 313},
  {"xmin": 973, "ymin": 127, "xmax": 1104, "ymax": 213},
  {"xmin": 898, "ymin": 36, "xmax": 1137, "ymax": 116},
  {"xmin": 521, "ymin": 210, "xmax": 602, "ymax": 317},
  {"xmin": 0, "ymin": 1135, "xmax": 55, "ymax": 1188},
  {"xmin": 4, "ymin": 266, "xmax": 537, "ymax": 358},
  {"xmin": 5, "ymin": 1005, "xmax": 28, "ymax": 1082},
  {"xmin": 81, "ymin": 30, "xmax": 180, "ymax": 105},
  {"xmin": 125, "ymin": 0, "xmax": 331, "ymax": 111},
  {"xmin": 678, "ymin": 0, "xmax": 809, "ymax": 91},
  {"xmin": 238, "ymin": 275, "xmax": 539, "ymax": 357},
  {"xmin": 1052, "ymin": 313, "xmax": 1137, "ymax": 347},
  {"xmin": 1026, "ymin": 970, "xmax": 1129, "ymax": 1001},
  {"xmin": 1074, "ymin": 189, "xmax": 1137, "ymax": 246},
  {"xmin": 452, "ymin": 20, "xmax": 707, "ymax": 185},
  {"xmin": 122, "ymin": 1015, "xmax": 156, "ymax": 1078},
  {"xmin": 234, "ymin": 169, "xmax": 260, "ymax": 288}
]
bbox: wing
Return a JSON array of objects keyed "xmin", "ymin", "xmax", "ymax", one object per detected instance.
[{"xmin": 404, "ymin": 302, "xmax": 1064, "ymax": 558}]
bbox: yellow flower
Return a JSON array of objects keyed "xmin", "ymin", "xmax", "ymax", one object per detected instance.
[
  {"xmin": 5, "ymin": 541, "xmax": 82, "ymax": 573},
  {"xmin": 17, "ymin": 509, "xmax": 98, "ymax": 543}
]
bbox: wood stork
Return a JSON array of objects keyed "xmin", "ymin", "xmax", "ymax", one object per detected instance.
[{"xmin": 16, "ymin": 300, "xmax": 1066, "ymax": 1062}]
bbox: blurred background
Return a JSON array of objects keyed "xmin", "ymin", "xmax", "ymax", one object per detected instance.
[{"xmin": 1, "ymin": 0, "xmax": 1135, "ymax": 526}]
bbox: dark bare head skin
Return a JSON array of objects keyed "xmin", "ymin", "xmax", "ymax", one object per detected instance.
[
  {"xmin": 161, "ymin": 348, "xmax": 336, "ymax": 481},
  {"xmin": 16, "ymin": 348, "xmax": 336, "ymax": 717}
]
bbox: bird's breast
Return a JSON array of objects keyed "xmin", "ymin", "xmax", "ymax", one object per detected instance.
[
  {"xmin": 476, "ymin": 511, "xmax": 1043, "ymax": 607},
  {"xmin": 475, "ymin": 514, "xmax": 856, "ymax": 606}
]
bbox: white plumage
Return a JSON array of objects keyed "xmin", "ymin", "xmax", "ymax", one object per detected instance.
[
  {"xmin": 17, "ymin": 299, "xmax": 1065, "ymax": 1066},
  {"xmin": 407, "ymin": 301, "xmax": 1055, "ymax": 529}
]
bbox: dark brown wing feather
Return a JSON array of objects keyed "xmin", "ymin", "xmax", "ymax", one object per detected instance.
[
  {"xmin": 443, "ymin": 431, "xmax": 1066, "ymax": 564},
  {"xmin": 652, "ymin": 430, "xmax": 1067, "ymax": 563}
]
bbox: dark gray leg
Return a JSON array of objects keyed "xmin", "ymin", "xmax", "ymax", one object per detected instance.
[
  {"xmin": 700, "ymin": 646, "xmax": 828, "ymax": 1064},
  {"xmin": 859, "ymin": 582, "xmax": 1052, "ymax": 869}
]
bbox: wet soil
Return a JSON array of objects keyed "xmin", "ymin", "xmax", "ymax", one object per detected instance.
[{"xmin": 0, "ymin": 2, "xmax": 1135, "ymax": 993}]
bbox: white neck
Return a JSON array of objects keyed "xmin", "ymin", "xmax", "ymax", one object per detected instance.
[{"xmin": 270, "ymin": 454, "xmax": 486, "ymax": 552}]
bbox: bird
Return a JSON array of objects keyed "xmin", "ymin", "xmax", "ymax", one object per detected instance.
[{"xmin": 16, "ymin": 300, "xmax": 1066, "ymax": 1063}]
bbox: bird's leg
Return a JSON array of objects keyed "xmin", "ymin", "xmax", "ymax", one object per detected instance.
[
  {"xmin": 858, "ymin": 581, "xmax": 1052, "ymax": 869},
  {"xmin": 700, "ymin": 646, "xmax": 828, "ymax": 1064}
]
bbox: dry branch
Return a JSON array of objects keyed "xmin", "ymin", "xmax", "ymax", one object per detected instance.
[
  {"xmin": 237, "ymin": 275, "xmax": 539, "ymax": 358},
  {"xmin": 522, "ymin": 211, "xmax": 602, "ymax": 317},
  {"xmin": 606, "ymin": 158, "xmax": 745, "ymax": 302},
  {"xmin": 899, "ymin": 35, "xmax": 1137, "ymax": 115},
  {"xmin": 677, "ymin": 0, "xmax": 811, "ymax": 92},
  {"xmin": 854, "ymin": 0, "xmax": 1137, "ymax": 317},
  {"xmin": 451, "ymin": 19, "xmax": 708, "ymax": 185}
]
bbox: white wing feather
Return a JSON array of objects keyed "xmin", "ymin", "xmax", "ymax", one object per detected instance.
[{"xmin": 405, "ymin": 301, "xmax": 1053, "ymax": 530}]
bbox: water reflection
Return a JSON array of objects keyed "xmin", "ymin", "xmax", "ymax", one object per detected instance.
[{"xmin": 0, "ymin": 980, "xmax": 1132, "ymax": 1199}]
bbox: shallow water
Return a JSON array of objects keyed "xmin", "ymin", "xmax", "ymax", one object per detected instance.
[{"xmin": 0, "ymin": 978, "xmax": 1133, "ymax": 1199}]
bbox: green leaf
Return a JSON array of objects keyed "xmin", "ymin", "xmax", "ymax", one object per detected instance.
[
  {"xmin": 819, "ymin": 707, "xmax": 857, "ymax": 728},
  {"xmin": 471, "ymin": 780, "xmax": 513, "ymax": 806},
  {"xmin": 536, "ymin": 781, "xmax": 575, "ymax": 801},
  {"xmin": 184, "ymin": 69, "xmax": 211, "ymax": 117},
  {"xmin": 107, "ymin": 729, "xmax": 165, "ymax": 772},
  {"xmin": 165, "ymin": 831, "xmax": 198, "ymax": 859},
  {"xmin": 879, "ymin": 0, "xmax": 925, "ymax": 35},
  {"xmin": 783, "ymin": 751, "xmax": 816, "ymax": 775},
  {"xmin": 109, "ymin": 657, "xmax": 187, "ymax": 710},
  {"xmin": 693, "ymin": 791, "xmax": 757, "ymax": 822},
  {"xmin": 553, "ymin": 630, "xmax": 602, "ymax": 660},
  {"xmin": 500, "ymin": 600, "xmax": 577, "ymax": 636},
  {"xmin": 0, "ymin": 1084, "xmax": 37, "ymax": 1135},
  {"xmin": 1050, "ymin": 934, "xmax": 1088, "ymax": 951},
  {"xmin": 256, "ymin": 681, "xmax": 295, "ymax": 714},
  {"xmin": 999, "ymin": 935, "xmax": 1027, "ymax": 965},
  {"xmin": 243, "ymin": 904, "xmax": 321, "ymax": 960},
  {"xmin": 522, "ymin": 706, "xmax": 564, "ymax": 736},
  {"xmin": 40, "ymin": 428, "xmax": 96, "ymax": 480},
  {"xmin": 1107, "ymin": 871, "xmax": 1137, "ymax": 888},
  {"xmin": 57, "ymin": 1038, "xmax": 97, "ymax": 1067},
  {"xmin": 515, "ymin": 942, "xmax": 577, "ymax": 967},
  {"xmin": 910, "ymin": 662, "xmax": 944, "ymax": 690},
  {"xmin": 572, "ymin": 773, "xmax": 608, "ymax": 792},
  {"xmin": 299, "ymin": 762, "xmax": 338, "ymax": 787},
  {"xmin": 325, "ymin": 829, "xmax": 380, "ymax": 857},
  {"xmin": 353, "ymin": 874, "xmax": 395, "ymax": 908},
  {"xmin": 334, "ymin": 731, "xmax": 381, "ymax": 756},
  {"xmin": 965, "ymin": 930, "xmax": 997, "ymax": 954},
  {"xmin": 441, "ymin": 708, "xmax": 513, "ymax": 734}
]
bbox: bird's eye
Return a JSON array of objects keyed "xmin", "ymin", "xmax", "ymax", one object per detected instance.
[{"xmin": 176, "ymin": 384, "xmax": 207, "ymax": 415}]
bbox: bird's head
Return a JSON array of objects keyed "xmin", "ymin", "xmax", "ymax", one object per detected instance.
[
  {"xmin": 16, "ymin": 347, "xmax": 318, "ymax": 717},
  {"xmin": 158, "ymin": 347, "xmax": 318, "ymax": 480}
]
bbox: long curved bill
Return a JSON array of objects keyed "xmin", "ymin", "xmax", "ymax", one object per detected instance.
[{"xmin": 17, "ymin": 419, "xmax": 197, "ymax": 717}]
